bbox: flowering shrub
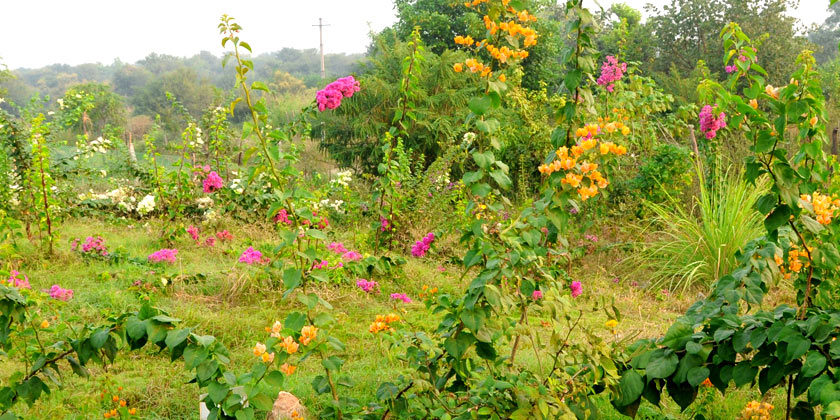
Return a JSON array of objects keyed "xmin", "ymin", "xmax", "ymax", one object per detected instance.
[
  {"xmin": 368, "ymin": 313, "xmax": 399, "ymax": 334},
  {"xmin": 71, "ymin": 235, "xmax": 109, "ymax": 258},
  {"xmin": 315, "ymin": 76, "xmax": 360, "ymax": 111},
  {"xmin": 148, "ymin": 248, "xmax": 178, "ymax": 264}
]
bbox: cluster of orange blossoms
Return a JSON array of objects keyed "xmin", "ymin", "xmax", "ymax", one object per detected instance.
[
  {"xmin": 369, "ymin": 313, "xmax": 400, "ymax": 334},
  {"xmin": 451, "ymin": 0, "xmax": 538, "ymax": 81},
  {"xmin": 419, "ymin": 284, "xmax": 439, "ymax": 298},
  {"xmin": 738, "ymin": 400, "xmax": 774, "ymax": 420},
  {"xmin": 254, "ymin": 324, "xmax": 318, "ymax": 366},
  {"xmin": 800, "ymin": 192, "xmax": 839, "ymax": 225},
  {"xmin": 775, "ymin": 245, "xmax": 811, "ymax": 281},
  {"xmin": 101, "ymin": 387, "xmax": 138, "ymax": 418},
  {"xmin": 538, "ymin": 124, "xmax": 627, "ymax": 201}
]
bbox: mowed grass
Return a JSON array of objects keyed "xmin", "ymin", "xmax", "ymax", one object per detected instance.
[{"xmin": 1, "ymin": 217, "xmax": 798, "ymax": 419}]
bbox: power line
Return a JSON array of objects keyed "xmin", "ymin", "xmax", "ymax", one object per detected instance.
[{"xmin": 312, "ymin": 18, "xmax": 330, "ymax": 79}]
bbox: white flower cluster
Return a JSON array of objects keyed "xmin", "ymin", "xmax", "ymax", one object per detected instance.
[
  {"xmin": 137, "ymin": 195, "xmax": 156, "ymax": 216},
  {"xmin": 74, "ymin": 136, "xmax": 112, "ymax": 160},
  {"xmin": 196, "ymin": 196, "xmax": 214, "ymax": 209},
  {"xmin": 187, "ymin": 123, "xmax": 204, "ymax": 148},
  {"xmin": 318, "ymin": 198, "xmax": 345, "ymax": 213},
  {"xmin": 462, "ymin": 132, "xmax": 476, "ymax": 146},
  {"xmin": 203, "ymin": 209, "xmax": 218, "ymax": 223},
  {"xmin": 229, "ymin": 178, "xmax": 244, "ymax": 194},
  {"xmin": 56, "ymin": 98, "xmax": 64, "ymax": 109},
  {"xmin": 434, "ymin": 173, "xmax": 451, "ymax": 189},
  {"xmin": 330, "ymin": 170, "xmax": 353, "ymax": 189}
]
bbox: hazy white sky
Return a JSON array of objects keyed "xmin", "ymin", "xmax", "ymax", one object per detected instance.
[{"xmin": 2, "ymin": 0, "xmax": 831, "ymax": 69}]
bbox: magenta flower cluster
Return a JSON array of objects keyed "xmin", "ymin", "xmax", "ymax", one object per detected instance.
[
  {"xmin": 72, "ymin": 236, "xmax": 109, "ymax": 257},
  {"xmin": 596, "ymin": 55, "xmax": 627, "ymax": 92},
  {"xmin": 203, "ymin": 171, "xmax": 224, "ymax": 193},
  {"xmin": 148, "ymin": 248, "xmax": 178, "ymax": 264},
  {"xmin": 49, "ymin": 284, "xmax": 74, "ymax": 301},
  {"xmin": 316, "ymin": 76, "xmax": 360, "ymax": 112},
  {"xmin": 4, "ymin": 270, "xmax": 31, "ymax": 289},
  {"xmin": 328, "ymin": 242, "xmax": 363, "ymax": 262},
  {"xmin": 187, "ymin": 225, "xmax": 200, "ymax": 242},
  {"xmin": 274, "ymin": 209, "xmax": 292, "ymax": 226},
  {"xmin": 411, "ymin": 233, "xmax": 435, "ymax": 257},
  {"xmin": 379, "ymin": 216, "xmax": 390, "ymax": 232},
  {"xmin": 570, "ymin": 281, "xmax": 582, "ymax": 298},
  {"xmin": 356, "ymin": 279, "xmax": 378, "ymax": 293},
  {"xmin": 532, "ymin": 290, "xmax": 543, "ymax": 300},
  {"xmin": 239, "ymin": 247, "xmax": 268, "ymax": 265},
  {"xmin": 725, "ymin": 65, "xmax": 737, "ymax": 74},
  {"xmin": 699, "ymin": 105, "xmax": 727, "ymax": 139},
  {"xmin": 390, "ymin": 293, "xmax": 412, "ymax": 303}
]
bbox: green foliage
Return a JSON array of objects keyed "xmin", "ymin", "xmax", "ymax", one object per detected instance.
[
  {"xmin": 630, "ymin": 167, "xmax": 768, "ymax": 292},
  {"xmin": 629, "ymin": 144, "xmax": 692, "ymax": 204}
]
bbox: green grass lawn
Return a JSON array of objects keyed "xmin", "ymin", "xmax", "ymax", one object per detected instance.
[{"xmin": 0, "ymin": 217, "xmax": 797, "ymax": 419}]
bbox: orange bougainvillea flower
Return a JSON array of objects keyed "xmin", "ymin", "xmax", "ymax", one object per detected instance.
[
  {"xmin": 300, "ymin": 325, "xmax": 318, "ymax": 346},
  {"xmin": 453, "ymin": 63, "xmax": 463, "ymax": 72},
  {"xmin": 749, "ymin": 99, "xmax": 758, "ymax": 109},
  {"xmin": 280, "ymin": 363, "xmax": 297, "ymax": 376}
]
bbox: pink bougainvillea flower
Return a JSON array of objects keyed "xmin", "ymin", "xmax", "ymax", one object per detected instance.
[
  {"xmin": 532, "ymin": 290, "xmax": 543, "ymax": 300},
  {"xmin": 239, "ymin": 247, "xmax": 267, "ymax": 265},
  {"xmin": 342, "ymin": 251, "xmax": 362, "ymax": 261},
  {"xmin": 48, "ymin": 284, "xmax": 74, "ymax": 301},
  {"xmin": 699, "ymin": 105, "xmax": 726, "ymax": 139},
  {"xmin": 315, "ymin": 75, "xmax": 360, "ymax": 112},
  {"xmin": 390, "ymin": 293, "xmax": 412, "ymax": 303},
  {"xmin": 596, "ymin": 56, "xmax": 627, "ymax": 92},
  {"xmin": 148, "ymin": 248, "xmax": 178, "ymax": 264},
  {"xmin": 3, "ymin": 270, "xmax": 31, "ymax": 289},
  {"xmin": 187, "ymin": 225, "xmax": 200, "ymax": 242},
  {"xmin": 570, "ymin": 281, "xmax": 582, "ymax": 298},
  {"xmin": 356, "ymin": 279, "xmax": 378, "ymax": 293},
  {"xmin": 411, "ymin": 232, "xmax": 436, "ymax": 257},
  {"xmin": 215, "ymin": 230, "xmax": 233, "ymax": 242},
  {"xmin": 203, "ymin": 171, "xmax": 224, "ymax": 193}
]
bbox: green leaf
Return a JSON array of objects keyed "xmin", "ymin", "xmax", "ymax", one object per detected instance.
[
  {"xmin": 646, "ymin": 349, "xmax": 679, "ymax": 379},
  {"xmin": 764, "ymin": 205, "xmax": 791, "ymax": 233},
  {"xmin": 460, "ymin": 308, "xmax": 485, "ymax": 332},
  {"xmin": 617, "ymin": 370, "xmax": 643, "ymax": 405},
  {"xmin": 282, "ymin": 269, "xmax": 302, "ymax": 296},
  {"xmin": 564, "ymin": 69, "xmax": 582, "ymax": 91},
  {"xmin": 284, "ymin": 312, "xmax": 306, "ymax": 332},
  {"xmin": 251, "ymin": 81, "xmax": 269, "ymax": 92},
  {"xmin": 462, "ymin": 170, "xmax": 484, "ymax": 185},
  {"xmin": 489, "ymin": 170, "xmax": 512, "ymax": 190},
  {"xmin": 732, "ymin": 361, "xmax": 758, "ymax": 387},
  {"xmin": 165, "ymin": 328, "xmax": 191, "ymax": 350},
  {"xmin": 661, "ymin": 320, "xmax": 693, "ymax": 350},
  {"xmin": 90, "ymin": 327, "xmax": 110, "ymax": 350},
  {"xmin": 265, "ymin": 370, "xmax": 284, "ymax": 387},
  {"xmin": 468, "ymin": 95, "xmax": 492, "ymax": 116},
  {"xmin": 250, "ymin": 392, "xmax": 274, "ymax": 411},
  {"xmin": 786, "ymin": 335, "xmax": 811, "ymax": 362},
  {"xmin": 801, "ymin": 351, "xmax": 826, "ymax": 377},
  {"xmin": 687, "ymin": 366, "xmax": 710, "ymax": 387},
  {"xmin": 472, "ymin": 151, "xmax": 494, "ymax": 169},
  {"xmin": 322, "ymin": 356, "xmax": 344, "ymax": 371}
]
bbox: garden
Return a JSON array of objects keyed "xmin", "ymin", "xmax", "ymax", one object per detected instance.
[{"xmin": 1, "ymin": 0, "xmax": 840, "ymax": 419}]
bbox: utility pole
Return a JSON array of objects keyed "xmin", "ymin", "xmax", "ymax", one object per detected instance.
[{"xmin": 313, "ymin": 18, "xmax": 330, "ymax": 79}]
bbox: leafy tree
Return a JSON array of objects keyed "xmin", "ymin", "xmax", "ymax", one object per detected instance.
[
  {"xmin": 392, "ymin": 0, "xmax": 483, "ymax": 55},
  {"xmin": 61, "ymin": 83, "xmax": 127, "ymax": 136},
  {"xmin": 809, "ymin": 2, "xmax": 840, "ymax": 64},
  {"xmin": 131, "ymin": 68, "xmax": 217, "ymax": 134}
]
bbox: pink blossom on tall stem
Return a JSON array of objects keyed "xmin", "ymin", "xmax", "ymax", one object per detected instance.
[
  {"xmin": 48, "ymin": 285, "xmax": 74, "ymax": 301},
  {"xmin": 203, "ymin": 171, "xmax": 224, "ymax": 193},
  {"xmin": 596, "ymin": 56, "xmax": 628, "ymax": 92},
  {"xmin": 699, "ymin": 105, "xmax": 727, "ymax": 139},
  {"xmin": 148, "ymin": 248, "xmax": 178, "ymax": 264},
  {"xmin": 316, "ymin": 76, "xmax": 360, "ymax": 111},
  {"xmin": 570, "ymin": 281, "xmax": 582, "ymax": 298}
]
